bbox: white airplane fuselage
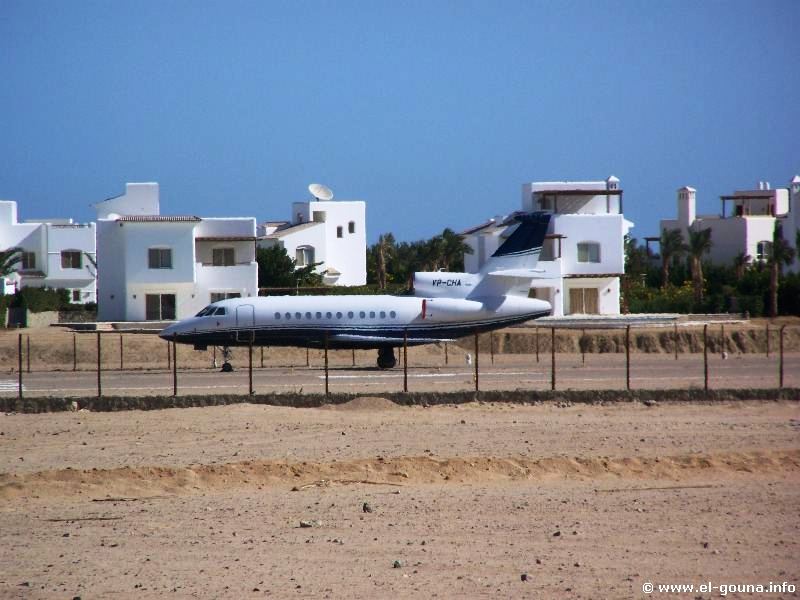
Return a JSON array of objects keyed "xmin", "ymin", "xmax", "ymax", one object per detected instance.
[{"xmin": 159, "ymin": 293, "xmax": 551, "ymax": 350}]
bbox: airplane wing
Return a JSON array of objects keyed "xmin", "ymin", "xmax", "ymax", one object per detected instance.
[{"xmin": 330, "ymin": 334, "xmax": 455, "ymax": 345}]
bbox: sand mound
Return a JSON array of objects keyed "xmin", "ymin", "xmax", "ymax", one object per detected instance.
[
  {"xmin": 319, "ymin": 397, "xmax": 401, "ymax": 411},
  {"xmin": 2, "ymin": 449, "xmax": 798, "ymax": 501}
]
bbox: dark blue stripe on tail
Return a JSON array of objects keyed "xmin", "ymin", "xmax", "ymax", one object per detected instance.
[{"xmin": 491, "ymin": 212, "xmax": 551, "ymax": 258}]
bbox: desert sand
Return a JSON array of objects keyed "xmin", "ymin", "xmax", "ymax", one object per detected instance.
[{"xmin": 1, "ymin": 399, "xmax": 798, "ymax": 598}]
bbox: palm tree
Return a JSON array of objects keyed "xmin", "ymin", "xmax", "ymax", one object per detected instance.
[
  {"xmin": 659, "ymin": 228, "xmax": 686, "ymax": 289},
  {"xmin": 0, "ymin": 248, "xmax": 22, "ymax": 277},
  {"xmin": 439, "ymin": 228, "xmax": 473, "ymax": 272},
  {"xmin": 768, "ymin": 221, "xmax": 795, "ymax": 318},
  {"xmin": 375, "ymin": 233, "xmax": 396, "ymax": 290},
  {"xmin": 733, "ymin": 252, "xmax": 751, "ymax": 280},
  {"xmin": 687, "ymin": 228, "xmax": 712, "ymax": 305}
]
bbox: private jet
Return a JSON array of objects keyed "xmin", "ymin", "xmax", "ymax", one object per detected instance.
[{"xmin": 160, "ymin": 212, "xmax": 552, "ymax": 369}]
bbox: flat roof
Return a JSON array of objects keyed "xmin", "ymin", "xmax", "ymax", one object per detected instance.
[{"xmin": 117, "ymin": 215, "xmax": 200, "ymax": 222}]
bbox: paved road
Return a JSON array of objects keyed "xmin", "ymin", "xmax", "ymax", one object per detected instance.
[{"xmin": 3, "ymin": 352, "xmax": 797, "ymax": 397}]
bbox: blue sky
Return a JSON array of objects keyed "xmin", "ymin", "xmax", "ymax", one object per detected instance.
[{"xmin": 1, "ymin": 0, "xmax": 797, "ymax": 244}]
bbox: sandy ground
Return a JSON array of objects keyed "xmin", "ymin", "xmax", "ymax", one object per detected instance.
[{"xmin": 1, "ymin": 399, "xmax": 799, "ymax": 598}]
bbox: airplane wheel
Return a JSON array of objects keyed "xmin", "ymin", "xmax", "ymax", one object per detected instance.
[
  {"xmin": 377, "ymin": 348, "xmax": 396, "ymax": 369},
  {"xmin": 221, "ymin": 362, "xmax": 233, "ymax": 372}
]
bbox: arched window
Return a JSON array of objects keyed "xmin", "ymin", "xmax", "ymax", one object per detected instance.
[
  {"xmin": 295, "ymin": 246, "xmax": 315, "ymax": 267},
  {"xmin": 577, "ymin": 242, "xmax": 601, "ymax": 263},
  {"xmin": 756, "ymin": 241, "xmax": 772, "ymax": 261}
]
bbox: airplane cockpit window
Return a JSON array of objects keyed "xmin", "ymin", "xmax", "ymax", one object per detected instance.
[
  {"xmin": 213, "ymin": 307, "xmax": 226, "ymax": 316},
  {"xmin": 195, "ymin": 306, "xmax": 214, "ymax": 317}
]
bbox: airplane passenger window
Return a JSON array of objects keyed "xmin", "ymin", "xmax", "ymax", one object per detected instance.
[
  {"xmin": 336, "ymin": 312, "xmax": 343, "ymax": 319},
  {"xmin": 390, "ymin": 311, "xmax": 397, "ymax": 318},
  {"xmin": 370, "ymin": 311, "xmax": 375, "ymax": 318},
  {"xmin": 306, "ymin": 312, "xmax": 312, "ymax": 319},
  {"xmin": 295, "ymin": 312, "xmax": 302, "ymax": 319},
  {"xmin": 274, "ymin": 312, "xmax": 281, "ymax": 319},
  {"xmin": 380, "ymin": 311, "xmax": 386, "ymax": 318},
  {"xmin": 316, "ymin": 312, "xmax": 322, "ymax": 319},
  {"xmin": 359, "ymin": 311, "xmax": 366, "ymax": 318},
  {"xmin": 214, "ymin": 307, "xmax": 226, "ymax": 316},
  {"xmin": 285, "ymin": 312, "xmax": 291, "ymax": 319},
  {"xmin": 326, "ymin": 312, "xmax": 332, "ymax": 318},
  {"xmin": 347, "ymin": 311, "xmax": 354, "ymax": 318}
]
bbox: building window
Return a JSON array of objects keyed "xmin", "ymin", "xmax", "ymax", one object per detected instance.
[
  {"xmin": 539, "ymin": 196, "xmax": 552, "ymax": 211},
  {"xmin": 336, "ymin": 226, "xmax": 343, "ymax": 238},
  {"xmin": 148, "ymin": 248, "xmax": 172, "ymax": 269},
  {"xmin": 212, "ymin": 248, "xmax": 235, "ymax": 266},
  {"xmin": 71, "ymin": 290, "xmax": 80, "ymax": 302},
  {"xmin": 61, "ymin": 250, "xmax": 82, "ymax": 269},
  {"xmin": 312, "ymin": 211, "xmax": 326, "ymax": 223},
  {"xmin": 295, "ymin": 246, "xmax": 315, "ymax": 267},
  {"xmin": 348, "ymin": 221, "xmax": 356, "ymax": 234},
  {"xmin": 145, "ymin": 294, "xmax": 176, "ymax": 320},
  {"xmin": 756, "ymin": 241, "xmax": 772, "ymax": 261},
  {"xmin": 577, "ymin": 242, "xmax": 601, "ymax": 263},
  {"xmin": 21, "ymin": 251, "xmax": 36, "ymax": 270},
  {"xmin": 210, "ymin": 292, "xmax": 241, "ymax": 303}
]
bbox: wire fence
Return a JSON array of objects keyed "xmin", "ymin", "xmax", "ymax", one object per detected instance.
[{"xmin": 1, "ymin": 324, "xmax": 798, "ymax": 399}]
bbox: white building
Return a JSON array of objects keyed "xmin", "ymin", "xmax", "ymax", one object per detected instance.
[
  {"xmin": 0, "ymin": 200, "xmax": 97, "ymax": 303},
  {"xmin": 96, "ymin": 183, "xmax": 258, "ymax": 321},
  {"xmin": 257, "ymin": 193, "xmax": 367, "ymax": 286},
  {"xmin": 462, "ymin": 176, "xmax": 633, "ymax": 316},
  {"xmin": 655, "ymin": 177, "xmax": 800, "ymax": 272}
]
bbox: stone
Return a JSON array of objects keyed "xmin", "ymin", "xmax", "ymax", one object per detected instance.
[
  {"xmin": 299, "ymin": 520, "xmax": 321, "ymax": 528},
  {"xmin": 393, "ymin": 560, "xmax": 402, "ymax": 569},
  {"xmin": 362, "ymin": 502, "xmax": 373, "ymax": 513},
  {"xmin": 521, "ymin": 573, "xmax": 528, "ymax": 582}
]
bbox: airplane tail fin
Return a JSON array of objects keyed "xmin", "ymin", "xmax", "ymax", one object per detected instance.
[{"xmin": 470, "ymin": 212, "xmax": 551, "ymax": 298}]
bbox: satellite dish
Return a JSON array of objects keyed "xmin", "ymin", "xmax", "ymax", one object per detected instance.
[{"xmin": 308, "ymin": 183, "xmax": 334, "ymax": 201}]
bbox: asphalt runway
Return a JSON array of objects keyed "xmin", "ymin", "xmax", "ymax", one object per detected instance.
[{"xmin": 3, "ymin": 352, "xmax": 798, "ymax": 397}]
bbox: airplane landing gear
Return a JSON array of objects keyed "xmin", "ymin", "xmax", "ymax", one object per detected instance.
[
  {"xmin": 377, "ymin": 347, "xmax": 397, "ymax": 369},
  {"xmin": 220, "ymin": 346, "xmax": 233, "ymax": 372}
]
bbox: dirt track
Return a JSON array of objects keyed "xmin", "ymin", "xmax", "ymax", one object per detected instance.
[{"xmin": 1, "ymin": 399, "xmax": 798, "ymax": 598}]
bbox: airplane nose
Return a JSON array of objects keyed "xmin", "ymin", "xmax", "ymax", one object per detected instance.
[{"xmin": 159, "ymin": 323, "xmax": 177, "ymax": 341}]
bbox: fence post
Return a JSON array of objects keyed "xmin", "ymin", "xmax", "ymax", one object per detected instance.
[
  {"xmin": 703, "ymin": 324, "xmax": 709, "ymax": 393},
  {"xmin": 581, "ymin": 329, "xmax": 586, "ymax": 365},
  {"xmin": 17, "ymin": 333, "xmax": 23, "ymax": 401},
  {"xmin": 96, "ymin": 331, "xmax": 102, "ymax": 399},
  {"xmin": 625, "ymin": 325, "xmax": 631, "ymax": 391},
  {"xmin": 444, "ymin": 342, "xmax": 449, "ymax": 366},
  {"xmin": 535, "ymin": 326, "xmax": 540, "ymax": 363},
  {"xmin": 674, "ymin": 323, "xmax": 679, "ymax": 360},
  {"xmin": 172, "ymin": 333, "xmax": 177, "ymax": 397},
  {"xmin": 73, "ymin": 333, "xmax": 77, "ymax": 371},
  {"xmin": 324, "ymin": 333, "xmax": 329, "ymax": 397},
  {"xmin": 551, "ymin": 327, "xmax": 556, "ymax": 391},
  {"xmin": 119, "ymin": 334, "xmax": 124, "ymax": 370},
  {"xmin": 306, "ymin": 347, "xmax": 310, "ymax": 368},
  {"xmin": 474, "ymin": 330, "xmax": 479, "ymax": 392},
  {"xmin": 352, "ymin": 348, "xmax": 356, "ymax": 367},
  {"xmin": 167, "ymin": 339, "xmax": 171, "ymax": 371},
  {"xmin": 720, "ymin": 324, "xmax": 725, "ymax": 358},
  {"xmin": 490, "ymin": 332, "xmax": 495, "ymax": 365},
  {"xmin": 260, "ymin": 346, "xmax": 264, "ymax": 368},
  {"xmin": 403, "ymin": 329, "xmax": 409, "ymax": 393},
  {"xmin": 779, "ymin": 325, "xmax": 785, "ymax": 388},
  {"xmin": 766, "ymin": 324, "xmax": 770, "ymax": 357},
  {"xmin": 26, "ymin": 335, "xmax": 30, "ymax": 373},
  {"xmin": 248, "ymin": 340, "xmax": 254, "ymax": 396}
]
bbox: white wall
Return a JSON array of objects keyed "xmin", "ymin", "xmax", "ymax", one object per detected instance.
[{"xmin": 94, "ymin": 183, "xmax": 160, "ymax": 219}]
